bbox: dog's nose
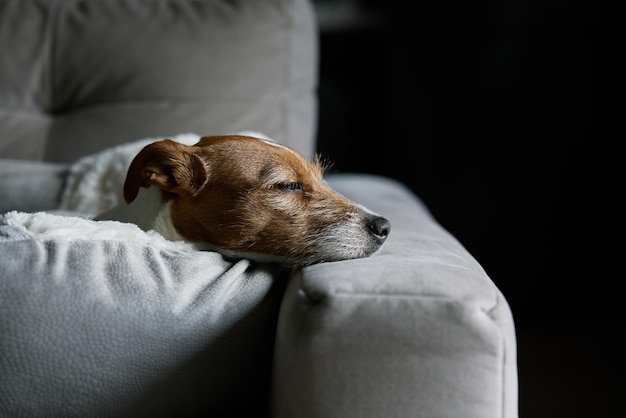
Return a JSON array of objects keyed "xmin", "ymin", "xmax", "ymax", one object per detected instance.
[{"xmin": 367, "ymin": 216, "xmax": 391, "ymax": 242}]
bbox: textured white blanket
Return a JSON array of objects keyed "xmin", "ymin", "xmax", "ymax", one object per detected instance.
[{"xmin": 0, "ymin": 210, "xmax": 196, "ymax": 252}]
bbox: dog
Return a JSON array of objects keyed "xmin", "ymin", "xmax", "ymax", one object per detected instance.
[{"xmin": 96, "ymin": 134, "xmax": 390, "ymax": 266}]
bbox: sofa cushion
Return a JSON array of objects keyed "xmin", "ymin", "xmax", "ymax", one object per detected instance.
[
  {"xmin": 0, "ymin": 0, "xmax": 317, "ymax": 162},
  {"xmin": 272, "ymin": 174, "xmax": 518, "ymax": 418},
  {"xmin": 0, "ymin": 211, "xmax": 286, "ymax": 417},
  {"xmin": 0, "ymin": 160, "xmax": 68, "ymax": 214}
]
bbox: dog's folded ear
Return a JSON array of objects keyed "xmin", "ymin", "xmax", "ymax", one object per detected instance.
[{"xmin": 123, "ymin": 139, "xmax": 208, "ymax": 204}]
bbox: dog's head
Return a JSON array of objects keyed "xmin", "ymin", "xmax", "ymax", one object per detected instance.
[{"xmin": 123, "ymin": 135, "xmax": 390, "ymax": 265}]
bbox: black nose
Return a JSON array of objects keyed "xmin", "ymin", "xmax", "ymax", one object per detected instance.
[{"xmin": 367, "ymin": 216, "xmax": 391, "ymax": 242}]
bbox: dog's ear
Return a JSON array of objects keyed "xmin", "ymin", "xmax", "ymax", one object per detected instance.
[{"xmin": 123, "ymin": 139, "xmax": 208, "ymax": 204}]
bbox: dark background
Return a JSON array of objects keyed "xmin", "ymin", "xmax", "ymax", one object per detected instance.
[{"xmin": 313, "ymin": 0, "xmax": 623, "ymax": 416}]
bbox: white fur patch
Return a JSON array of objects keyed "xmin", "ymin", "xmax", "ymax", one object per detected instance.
[{"xmin": 235, "ymin": 130, "xmax": 272, "ymax": 141}]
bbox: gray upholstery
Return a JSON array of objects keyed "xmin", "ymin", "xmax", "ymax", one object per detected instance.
[
  {"xmin": 0, "ymin": 160, "xmax": 68, "ymax": 213},
  {"xmin": 0, "ymin": 0, "xmax": 317, "ymax": 161},
  {"xmin": 275, "ymin": 175, "xmax": 518, "ymax": 418},
  {"xmin": 0, "ymin": 0, "xmax": 519, "ymax": 417},
  {"xmin": 0, "ymin": 214, "xmax": 286, "ymax": 416}
]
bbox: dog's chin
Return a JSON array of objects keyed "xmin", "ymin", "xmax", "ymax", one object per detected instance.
[
  {"xmin": 300, "ymin": 244, "xmax": 383, "ymax": 266},
  {"xmin": 189, "ymin": 242, "xmax": 294, "ymax": 265},
  {"xmin": 190, "ymin": 242, "xmax": 382, "ymax": 266}
]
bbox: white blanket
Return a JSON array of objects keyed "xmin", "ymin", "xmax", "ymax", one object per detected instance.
[{"xmin": 0, "ymin": 210, "xmax": 196, "ymax": 252}]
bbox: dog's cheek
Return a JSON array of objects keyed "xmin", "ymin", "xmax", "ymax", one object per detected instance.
[
  {"xmin": 238, "ymin": 193, "xmax": 312, "ymax": 256},
  {"xmin": 308, "ymin": 194, "xmax": 356, "ymax": 231},
  {"xmin": 171, "ymin": 191, "xmax": 250, "ymax": 248}
]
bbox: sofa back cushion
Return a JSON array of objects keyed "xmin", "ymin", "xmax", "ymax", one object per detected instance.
[{"xmin": 0, "ymin": 0, "xmax": 318, "ymax": 162}]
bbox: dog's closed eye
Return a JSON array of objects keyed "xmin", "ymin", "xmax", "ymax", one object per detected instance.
[{"xmin": 273, "ymin": 182, "xmax": 304, "ymax": 192}]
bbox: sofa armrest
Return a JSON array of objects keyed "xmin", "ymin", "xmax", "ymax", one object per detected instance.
[{"xmin": 271, "ymin": 174, "xmax": 518, "ymax": 418}]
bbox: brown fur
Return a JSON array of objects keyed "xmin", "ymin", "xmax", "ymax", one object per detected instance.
[{"xmin": 123, "ymin": 135, "xmax": 390, "ymax": 265}]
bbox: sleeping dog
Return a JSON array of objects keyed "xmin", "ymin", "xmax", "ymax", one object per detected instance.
[{"xmin": 96, "ymin": 134, "xmax": 390, "ymax": 266}]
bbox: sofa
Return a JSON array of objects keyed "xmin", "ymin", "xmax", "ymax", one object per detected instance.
[{"xmin": 0, "ymin": 0, "xmax": 518, "ymax": 417}]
